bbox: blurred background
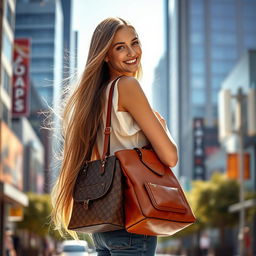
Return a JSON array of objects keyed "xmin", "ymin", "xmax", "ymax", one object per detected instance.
[{"xmin": 0, "ymin": 0, "xmax": 256, "ymax": 255}]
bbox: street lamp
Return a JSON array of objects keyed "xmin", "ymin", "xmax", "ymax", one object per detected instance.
[{"xmin": 234, "ymin": 88, "xmax": 246, "ymax": 256}]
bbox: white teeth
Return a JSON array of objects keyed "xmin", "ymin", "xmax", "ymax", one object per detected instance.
[{"xmin": 125, "ymin": 58, "xmax": 136, "ymax": 64}]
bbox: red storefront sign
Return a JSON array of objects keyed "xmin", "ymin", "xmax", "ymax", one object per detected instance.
[{"xmin": 12, "ymin": 38, "xmax": 31, "ymax": 117}]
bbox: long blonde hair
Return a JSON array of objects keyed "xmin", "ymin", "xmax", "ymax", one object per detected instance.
[{"xmin": 51, "ymin": 17, "xmax": 142, "ymax": 239}]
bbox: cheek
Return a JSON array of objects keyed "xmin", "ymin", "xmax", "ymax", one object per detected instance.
[
  {"xmin": 111, "ymin": 52, "xmax": 126, "ymax": 64},
  {"xmin": 136, "ymin": 46, "xmax": 142, "ymax": 56}
]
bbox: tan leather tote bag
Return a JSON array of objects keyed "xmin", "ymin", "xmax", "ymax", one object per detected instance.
[{"xmin": 115, "ymin": 147, "xmax": 196, "ymax": 236}]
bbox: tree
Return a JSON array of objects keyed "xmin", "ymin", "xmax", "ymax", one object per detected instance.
[
  {"xmin": 17, "ymin": 193, "xmax": 61, "ymax": 240},
  {"xmin": 17, "ymin": 193, "xmax": 92, "ymax": 244},
  {"xmin": 190, "ymin": 172, "xmax": 239, "ymax": 247}
]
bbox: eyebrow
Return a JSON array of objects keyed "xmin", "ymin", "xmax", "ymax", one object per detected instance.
[{"xmin": 112, "ymin": 37, "xmax": 138, "ymax": 47}]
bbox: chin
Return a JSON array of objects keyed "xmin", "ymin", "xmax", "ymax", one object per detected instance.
[{"xmin": 125, "ymin": 68, "xmax": 139, "ymax": 74}]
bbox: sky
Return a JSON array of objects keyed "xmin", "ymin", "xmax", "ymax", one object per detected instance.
[{"xmin": 72, "ymin": 0, "xmax": 165, "ymax": 101}]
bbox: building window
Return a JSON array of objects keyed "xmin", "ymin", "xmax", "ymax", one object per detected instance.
[
  {"xmin": 190, "ymin": 45, "xmax": 205, "ymax": 59},
  {"xmin": 243, "ymin": 34, "xmax": 256, "ymax": 48},
  {"xmin": 31, "ymin": 58, "xmax": 53, "ymax": 68},
  {"xmin": 190, "ymin": 16, "xmax": 205, "ymax": 32},
  {"xmin": 192, "ymin": 105, "xmax": 205, "ymax": 117},
  {"xmin": 5, "ymin": 0, "xmax": 15, "ymax": 30},
  {"xmin": 212, "ymin": 75, "xmax": 225, "ymax": 89},
  {"xmin": 31, "ymin": 73, "xmax": 53, "ymax": 87},
  {"xmin": 15, "ymin": 29, "xmax": 54, "ymax": 39},
  {"xmin": 211, "ymin": 18, "xmax": 236, "ymax": 31},
  {"xmin": 211, "ymin": 61, "xmax": 234, "ymax": 74},
  {"xmin": 190, "ymin": 0, "xmax": 204, "ymax": 15},
  {"xmin": 243, "ymin": 3, "xmax": 256, "ymax": 17},
  {"xmin": 2, "ymin": 103, "xmax": 10, "ymax": 125},
  {"xmin": 2, "ymin": 67, "xmax": 11, "ymax": 95},
  {"xmin": 191, "ymin": 60, "xmax": 205, "ymax": 74},
  {"xmin": 243, "ymin": 18, "xmax": 256, "ymax": 32},
  {"xmin": 16, "ymin": 13, "xmax": 55, "ymax": 25},
  {"xmin": 212, "ymin": 89, "xmax": 220, "ymax": 104},
  {"xmin": 211, "ymin": 46, "xmax": 237, "ymax": 60},
  {"xmin": 211, "ymin": 32, "xmax": 237, "ymax": 45},
  {"xmin": 192, "ymin": 89, "xmax": 206, "ymax": 105},
  {"xmin": 191, "ymin": 74, "xmax": 205, "ymax": 89},
  {"xmin": 2, "ymin": 32, "xmax": 13, "ymax": 64},
  {"xmin": 190, "ymin": 33, "xmax": 204, "ymax": 44},
  {"xmin": 38, "ymin": 87, "xmax": 53, "ymax": 105},
  {"xmin": 32, "ymin": 43, "xmax": 54, "ymax": 55},
  {"xmin": 210, "ymin": 2, "xmax": 236, "ymax": 17}
]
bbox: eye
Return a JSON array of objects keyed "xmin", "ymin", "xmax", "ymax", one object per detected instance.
[
  {"xmin": 132, "ymin": 40, "xmax": 140, "ymax": 46},
  {"xmin": 116, "ymin": 45, "xmax": 125, "ymax": 51}
]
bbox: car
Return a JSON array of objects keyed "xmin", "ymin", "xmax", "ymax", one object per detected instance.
[{"xmin": 60, "ymin": 240, "xmax": 89, "ymax": 256}]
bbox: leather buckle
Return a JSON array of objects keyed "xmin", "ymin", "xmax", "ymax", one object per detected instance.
[
  {"xmin": 83, "ymin": 200, "xmax": 90, "ymax": 210},
  {"xmin": 100, "ymin": 157, "xmax": 107, "ymax": 175},
  {"xmin": 104, "ymin": 127, "xmax": 111, "ymax": 135}
]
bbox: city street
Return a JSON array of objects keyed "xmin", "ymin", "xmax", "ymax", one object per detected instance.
[{"xmin": 0, "ymin": 0, "xmax": 256, "ymax": 255}]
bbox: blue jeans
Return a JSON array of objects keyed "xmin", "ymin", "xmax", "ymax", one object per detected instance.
[{"xmin": 92, "ymin": 229, "xmax": 157, "ymax": 256}]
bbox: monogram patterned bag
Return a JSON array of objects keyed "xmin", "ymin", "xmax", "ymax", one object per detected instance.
[{"xmin": 68, "ymin": 77, "xmax": 124, "ymax": 233}]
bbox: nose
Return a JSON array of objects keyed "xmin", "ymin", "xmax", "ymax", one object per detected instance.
[{"xmin": 127, "ymin": 46, "xmax": 136, "ymax": 57}]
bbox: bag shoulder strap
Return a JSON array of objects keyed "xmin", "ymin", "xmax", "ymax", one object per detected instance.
[{"xmin": 101, "ymin": 76, "xmax": 122, "ymax": 161}]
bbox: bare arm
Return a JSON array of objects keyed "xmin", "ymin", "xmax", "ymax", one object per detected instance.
[
  {"xmin": 154, "ymin": 111, "xmax": 167, "ymax": 131},
  {"xmin": 117, "ymin": 77, "xmax": 178, "ymax": 167}
]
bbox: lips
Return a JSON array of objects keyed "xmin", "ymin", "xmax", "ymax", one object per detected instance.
[{"xmin": 124, "ymin": 58, "xmax": 137, "ymax": 64}]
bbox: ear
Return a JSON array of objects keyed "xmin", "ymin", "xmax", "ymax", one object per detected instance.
[{"xmin": 105, "ymin": 55, "xmax": 109, "ymax": 62}]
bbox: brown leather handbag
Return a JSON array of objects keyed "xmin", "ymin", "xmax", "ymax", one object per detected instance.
[
  {"xmin": 115, "ymin": 146, "xmax": 196, "ymax": 236},
  {"xmin": 68, "ymin": 77, "xmax": 124, "ymax": 233}
]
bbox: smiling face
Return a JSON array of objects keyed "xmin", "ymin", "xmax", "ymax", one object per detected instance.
[{"xmin": 105, "ymin": 26, "xmax": 142, "ymax": 79}]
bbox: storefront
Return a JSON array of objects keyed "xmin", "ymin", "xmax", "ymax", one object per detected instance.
[{"xmin": 0, "ymin": 121, "xmax": 28, "ymax": 255}]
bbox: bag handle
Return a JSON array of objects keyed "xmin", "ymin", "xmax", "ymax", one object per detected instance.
[{"xmin": 101, "ymin": 76, "xmax": 122, "ymax": 167}]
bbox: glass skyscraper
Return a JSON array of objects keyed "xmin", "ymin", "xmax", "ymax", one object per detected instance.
[
  {"xmin": 189, "ymin": 0, "xmax": 256, "ymax": 121},
  {"xmin": 15, "ymin": 0, "xmax": 63, "ymax": 107},
  {"xmin": 168, "ymin": 0, "xmax": 256, "ymax": 181}
]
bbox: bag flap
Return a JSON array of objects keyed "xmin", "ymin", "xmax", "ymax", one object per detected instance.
[
  {"xmin": 145, "ymin": 182, "xmax": 186, "ymax": 213},
  {"xmin": 135, "ymin": 148, "xmax": 165, "ymax": 176},
  {"xmin": 73, "ymin": 156, "xmax": 117, "ymax": 202}
]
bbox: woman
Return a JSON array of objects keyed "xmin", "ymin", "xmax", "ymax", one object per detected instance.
[{"xmin": 51, "ymin": 17, "xmax": 178, "ymax": 256}]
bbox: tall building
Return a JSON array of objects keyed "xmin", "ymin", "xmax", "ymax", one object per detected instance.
[
  {"xmin": 152, "ymin": 56, "xmax": 169, "ymax": 121},
  {"xmin": 15, "ymin": 0, "xmax": 63, "ymax": 108},
  {"xmin": 0, "ymin": 0, "xmax": 28, "ymax": 254},
  {"xmin": 152, "ymin": 0, "xmax": 170, "ymax": 124},
  {"xmin": 61, "ymin": 0, "xmax": 79, "ymax": 88},
  {"xmin": 15, "ymin": 0, "xmax": 64, "ymax": 190},
  {"xmin": 61, "ymin": 0, "xmax": 72, "ymax": 79},
  {"xmin": 12, "ymin": 81, "xmax": 45, "ymax": 194},
  {"xmin": 168, "ymin": 0, "xmax": 256, "ymax": 181},
  {"xmin": 70, "ymin": 30, "xmax": 78, "ymax": 79}
]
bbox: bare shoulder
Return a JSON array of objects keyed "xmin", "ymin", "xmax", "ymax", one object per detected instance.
[
  {"xmin": 117, "ymin": 76, "xmax": 149, "ymax": 112},
  {"xmin": 118, "ymin": 76, "xmax": 140, "ymax": 90},
  {"xmin": 117, "ymin": 76, "xmax": 145, "ymax": 100}
]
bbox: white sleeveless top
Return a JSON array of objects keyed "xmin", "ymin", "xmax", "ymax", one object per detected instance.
[{"xmin": 96, "ymin": 78, "xmax": 148, "ymax": 156}]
